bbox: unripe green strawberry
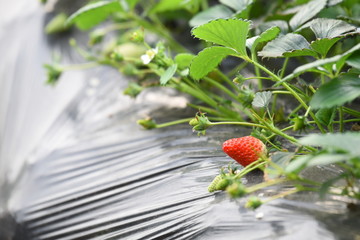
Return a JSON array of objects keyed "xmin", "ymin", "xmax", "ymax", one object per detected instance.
[
  {"xmin": 226, "ymin": 182, "xmax": 247, "ymax": 198},
  {"xmin": 189, "ymin": 118, "xmax": 199, "ymax": 127},
  {"xmin": 123, "ymin": 82, "xmax": 143, "ymax": 98},
  {"xmin": 208, "ymin": 175, "xmax": 222, "ymax": 192},
  {"xmin": 215, "ymin": 178, "xmax": 230, "ymax": 191},
  {"xmin": 245, "ymin": 196, "xmax": 262, "ymax": 209},
  {"xmin": 222, "ymin": 136, "xmax": 267, "ymax": 167},
  {"xmin": 291, "ymin": 115, "xmax": 307, "ymax": 131}
]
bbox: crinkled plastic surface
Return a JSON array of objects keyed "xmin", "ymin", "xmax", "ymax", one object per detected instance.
[{"xmin": 1, "ymin": 1, "xmax": 360, "ymax": 240}]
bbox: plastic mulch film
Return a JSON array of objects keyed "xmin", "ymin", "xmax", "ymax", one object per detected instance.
[{"xmin": 1, "ymin": 1, "xmax": 360, "ymax": 240}]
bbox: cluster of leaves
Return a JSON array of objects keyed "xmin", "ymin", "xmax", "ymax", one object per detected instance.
[{"xmin": 43, "ymin": 0, "xmax": 360, "ymax": 206}]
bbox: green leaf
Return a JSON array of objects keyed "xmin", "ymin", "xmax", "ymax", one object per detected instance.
[
  {"xmin": 150, "ymin": 0, "xmax": 186, "ymax": 13},
  {"xmin": 125, "ymin": 0, "xmax": 140, "ymax": 10},
  {"xmin": 342, "ymin": 0, "xmax": 358, "ymax": 9},
  {"xmin": 219, "ymin": 0, "xmax": 253, "ymax": 13},
  {"xmin": 257, "ymin": 20, "xmax": 289, "ymax": 35},
  {"xmin": 67, "ymin": 1, "xmax": 123, "ymax": 30},
  {"xmin": 307, "ymin": 153, "xmax": 350, "ymax": 166},
  {"xmin": 258, "ymin": 33, "xmax": 317, "ymax": 58},
  {"xmin": 265, "ymin": 152, "xmax": 295, "ymax": 179},
  {"xmin": 285, "ymin": 155, "xmax": 311, "ymax": 173},
  {"xmin": 310, "ymin": 38, "xmax": 341, "ymax": 57},
  {"xmin": 252, "ymin": 91, "xmax": 272, "ymax": 108},
  {"xmin": 248, "ymin": 26, "xmax": 281, "ymax": 53},
  {"xmin": 346, "ymin": 51, "xmax": 360, "ymax": 69},
  {"xmin": 192, "ymin": 18, "xmax": 251, "ymax": 57},
  {"xmin": 299, "ymin": 132, "xmax": 360, "ymax": 156},
  {"xmin": 190, "ymin": 46, "xmax": 237, "ymax": 80},
  {"xmin": 289, "ymin": 0, "xmax": 327, "ymax": 30},
  {"xmin": 175, "ymin": 53, "xmax": 195, "ymax": 70},
  {"xmin": 281, "ymin": 43, "xmax": 360, "ymax": 82},
  {"xmin": 299, "ymin": 18, "xmax": 357, "ymax": 39},
  {"xmin": 310, "ymin": 73, "xmax": 360, "ymax": 109},
  {"xmin": 189, "ymin": 5, "xmax": 233, "ymax": 27},
  {"xmin": 334, "ymin": 47, "xmax": 360, "ymax": 72},
  {"xmin": 327, "ymin": 0, "xmax": 343, "ymax": 6},
  {"xmin": 315, "ymin": 107, "xmax": 336, "ymax": 127},
  {"xmin": 160, "ymin": 64, "xmax": 177, "ymax": 85},
  {"xmin": 246, "ymin": 37, "xmax": 257, "ymax": 51},
  {"xmin": 283, "ymin": 49, "xmax": 318, "ymax": 57},
  {"xmin": 338, "ymin": 15, "xmax": 360, "ymax": 26},
  {"xmin": 319, "ymin": 173, "xmax": 345, "ymax": 199}
]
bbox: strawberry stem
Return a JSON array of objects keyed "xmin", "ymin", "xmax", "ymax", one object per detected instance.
[
  {"xmin": 233, "ymin": 157, "xmax": 269, "ymax": 179},
  {"xmin": 261, "ymin": 188, "xmax": 299, "ymax": 204},
  {"xmin": 209, "ymin": 121, "xmax": 267, "ymax": 129},
  {"xmin": 155, "ymin": 118, "xmax": 193, "ymax": 128},
  {"xmin": 248, "ymin": 58, "xmax": 326, "ymax": 134},
  {"xmin": 246, "ymin": 178, "xmax": 287, "ymax": 193}
]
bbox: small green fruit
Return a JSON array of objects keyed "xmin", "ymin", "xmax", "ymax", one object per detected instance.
[
  {"xmin": 189, "ymin": 118, "xmax": 199, "ymax": 127},
  {"xmin": 123, "ymin": 83, "xmax": 143, "ymax": 98},
  {"xmin": 208, "ymin": 175, "xmax": 222, "ymax": 193},
  {"xmin": 215, "ymin": 178, "xmax": 230, "ymax": 191},
  {"xmin": 245, "ymin": 196, "xmax": 262, "ymax": 209},
  {"xmin": 226, "ymin": 182, "xmax": 247, "ymax": 198}
]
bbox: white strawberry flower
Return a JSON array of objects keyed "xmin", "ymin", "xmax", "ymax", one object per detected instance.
[{"xmin": 141, "ymin": 47, "xmax": 158, "ymax": 64}]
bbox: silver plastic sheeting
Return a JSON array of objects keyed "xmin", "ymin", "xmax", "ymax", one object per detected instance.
[
  {"xmin": 0, "ymin": 0, "xmax": 83, "ymax": 211},
  {"xmin": 1, "ymin": 1, "xmax": 360, "ymax": 240}
]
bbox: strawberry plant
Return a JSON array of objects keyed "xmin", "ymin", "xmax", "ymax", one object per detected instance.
[{"xmin": 43, "ymin": 0, "xmax": 360, "ymax": 209}]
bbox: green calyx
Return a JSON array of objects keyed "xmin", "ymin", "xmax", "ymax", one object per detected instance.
[
  {"xmin": 44, "ymin": 64, "xmax": 63, "ymax": 86},
  {"xmin": 123, "ymin": 82, "xmax": 143, "ymax": 98},
  {"xmin": 191, "ymin": 112, "xmax": 212, "ymax": 136}
]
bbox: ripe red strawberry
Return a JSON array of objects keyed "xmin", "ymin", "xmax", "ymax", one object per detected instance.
[{"xmin": 222, "ymin": 136, "xmax": 267, "ymax": 167}]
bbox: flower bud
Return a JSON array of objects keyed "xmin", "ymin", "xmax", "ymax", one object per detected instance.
[
  {"xmin": 191, "ymin": 112, "xmax": 212, "ymax": 136},
  {"xmin": 123, "ymin": 82, "xmax": 143, "ymax": 98},
  {"xmin": 130, "ymin": 29, "xmax": 144, "ymax": 43},
  {"xmin": 45, "ymin": 13, "xmax": 70, "ymax": 34},
  {"xmin": 137, "ymin": 118, "xmax": 157, "ymax": 130}
]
